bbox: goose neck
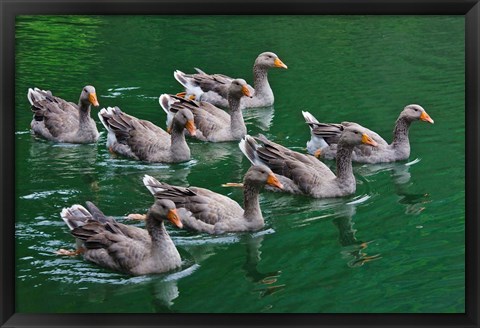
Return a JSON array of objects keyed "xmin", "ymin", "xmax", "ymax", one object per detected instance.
[
  {"xmin": 228, "ymin": 98, "xmax": 247, "ymax": 139},
  {"xmin": 242, "ymin": 183, "xmax": 263, "ymax": 225},
  {"xmin": 391, "ymin": 116, "xmax": 412, "ymax": 148},
  {"xmin": 146, "ymin": 218, "xmax": 169, "ymax": 249},
  {"xmin": 77, "ymin": 102, "xmax": 91, "ymax": 124},
  {"xmin": 336, "ymin": 144, "xmax": 355, "ymax": 183},
  {"xmin": 170, "ymin": 123, "xmax": 190, "ymax": 160},
  {"xmin": 253, "ymin": 65, "xmax": 270, "ymax": 94}
]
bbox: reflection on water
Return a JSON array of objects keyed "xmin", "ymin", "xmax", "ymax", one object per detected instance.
[
  {"xmin": 104, "ymin": 264, "xmax": 201, "ymax": 311},
  {"xmin": 356, "ymin": 159, "xmax": 431, "ymax": 215},
  {"xmin": 243, "ymin": 105, "xmax": 275, "ymax": 132},
  {"xmin": 241, "ymin": 234, "xmax": 285, "ymax": 299},
  {"xmin": 20, "ymin": 135, "xmax": 101, "ymax": 205},
  {"xmin": 28, "ymin": 137, "xmax": 98, "ymax": 170},
  {"xmin": 101, "ymin": 86, "xmax": 142, "ymax": 99},
  {"xmin": 390, "ymin": 162, "xmax": 431, "ymax": 215},
  {"xmin": 332, "ymin": 203, "xmax": 382, "ymax": 268},
  {"xmin": 190, "ymin": 140, "xmax": 244, "ymax": 168}
]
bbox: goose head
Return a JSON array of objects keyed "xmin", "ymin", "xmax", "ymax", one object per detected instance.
[
  {"xmin": 400, "ymin": 104, "xmax": 434, "ymax": 124},
  {"xmin": 244, "ymin": 164, "xmax": 283, "ymax": 189},
  {"xmin": 228, "ymin": 79, "xmax": 254, "ymax": 101},
  {"xmin": 79, "ymin": 85, "xmax": 99, "ymax": 108},
  {"xmin": 149, "ymin": 199, "xmax": 183, "ymax": 228},
  {"xmin": 255, "ymin": 52, "xmax": 288, "ymax": 69},
  {"xmin": 173, "ymin": 108, "xmax": 196, "ymax": 136},
  {"xmin": 339, "ymin": 125, "xmax": 378, "ymax": 148}
]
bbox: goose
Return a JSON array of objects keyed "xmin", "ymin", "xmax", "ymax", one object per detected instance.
[
  {"xmin": 130, "ymin": 165, "xmax": 283, "ymax": 234},
  {"xmin": 303, "ymin": 104, "xmax": 434, "ymax": 163},
  {"xmin": 98, "ymin": 106, "xmax": 196, "ymax": 163},
  {"xmin": 27, "ymin": 85, "xmax": 100, "ymax": 143},
  {"xmin": 239, "ymin": 127, "xmax": 378, "ymax": 198},
  {"xmin": 174, "ymin": 52, "xmax": 287, "ymax": 108},
  {"xmin": 56, "ymin": 199, "xmax": 183, "ymax": 276},
  {"xmin": 159, "ymin": 79, "xmax": 253, "ymax": 142}
]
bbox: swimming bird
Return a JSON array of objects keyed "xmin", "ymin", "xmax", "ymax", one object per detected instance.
[
  {"xmin": 98, "ymin": 106, "xmax": 196, "ymax": 163},
  {"xmin": 303, "ymin": 104, "xmax": 434, "ymax": 163},
  {"xmin": 130, "ymin": 165, "xmax": 283, "ymax": 234},
  {"xmin": 239, "ymin": 126, "xmax": 378, "ymax": 198},
  {"xmin": 57, "ymin": 199, "xmax": 183, "ymax": 276},
  {"xmin": 174, "ymin": 52, "xmax": 287, "ymax": 108},
  {"xmin": 27, "ymin": 85, "xmax": 100, "ymax": 143},
  {"xmin": 160, "ymin": 79, "xmax": 253, "ymax": 142}
]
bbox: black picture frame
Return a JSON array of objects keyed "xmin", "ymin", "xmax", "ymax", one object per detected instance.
[{"xmin": 1, "ymin": 0, "xmax": 479, "ymax": 327}]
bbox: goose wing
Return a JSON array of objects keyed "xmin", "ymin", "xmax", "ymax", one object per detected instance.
[
  {"xmin": 29, "ymin": 88, "xmax": 80, "ymax": 138},
  {"xmin": 99, "ymin": 107, "xmax": 170, "ymax": 161},
  {"xmin": 143, "ymin": 175, "xmax": 243, "ymax": 225}
]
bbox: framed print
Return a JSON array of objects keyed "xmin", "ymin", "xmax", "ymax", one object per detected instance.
[{"xmin": 1, "ymin": 0, "xmax": 479, "ymax": 327}]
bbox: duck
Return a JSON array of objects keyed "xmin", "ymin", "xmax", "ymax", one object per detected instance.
[
  {"xmin": 130, "ymin": 165, "xmax": 283, "ymax": 234},
  {"xmin": 174, "ymin": 52, "xmax": 287, "ymax": 109},
  {"xmin": 303, "ymin": 104, "xmax": 434, "ymax": 163},
  {"xmin": 239, "ymin": 126, "xmax": 378, "ymax": 198},
  {"xmin": 56, "ymin": 199, "xmax": 183, "ymax": 276},
  {"xmin": 159, "ymin": 79, "xmax": 253, "ymax": 142},
  {"xmin": 98, "ymin": 106, "xmax": 196, "ymax": 163},
  {"xmin": 27, "ymin": 85, "xmax": 100, "ymax": 143}
]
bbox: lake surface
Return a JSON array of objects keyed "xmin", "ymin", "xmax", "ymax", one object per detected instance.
[{"xmin": 14, "ymin": 15, "xmax": 465, "ymax": 313}]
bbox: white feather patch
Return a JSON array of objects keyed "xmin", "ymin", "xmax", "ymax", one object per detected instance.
[
  {"xmin": 239, "ymin": 135, "xmax": 262, "ymax": 166},
  {"xmin": 302, "ymin": 110, "xmax": 320, "ymax": 125},
  {"xmin": 142, "ymin": 174, "xmax": 166, "ymax": 195}
]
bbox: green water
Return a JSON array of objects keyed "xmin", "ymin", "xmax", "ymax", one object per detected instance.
[{"xmin": 15, "ymin": 15, "xmax": 465, "ymax": 313}]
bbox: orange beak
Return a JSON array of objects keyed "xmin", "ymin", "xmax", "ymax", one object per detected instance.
[
  {"xmin": 167, "ymin": 208, "xmax": 183, "ymax": 229},
  {"xmin": 361, "ymin": 133, "xmax": 378, "ymax": 147},
  {"xmin": 420, "ymin": 111, "xmax": 434, "ymax": 124},
  {"xmin": 241, "ymin": 85, "xmax": 251, "ymax": 97},
  {"xmin": 266, "ymin": 173, "xmax": 283, "ymax": 189},
  {"xmin": 88, "ymin": 93, "xmax": 99, "ymax": 107},
  {"xmin": 176, "ymin": 91, "xmax": 187, "ymax": 98},
  {"xmin": 314, "ymin": 149, "xmax": 322, "ymax": 158},
  {"xmin": 185, "ymin": 120, "xmax": 196, "ymax": 136},
  {"xmin": 166, "ymin": 126, "xmax": 172, "ymax": 134},
  {"xmin": 274, "ymin": 57, "xmax": 288, "ymax": 69}
]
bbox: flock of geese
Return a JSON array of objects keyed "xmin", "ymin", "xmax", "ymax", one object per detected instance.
[{"xmin": 27, "ymin": 51, "xmax": 434, "ymax": 276}]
